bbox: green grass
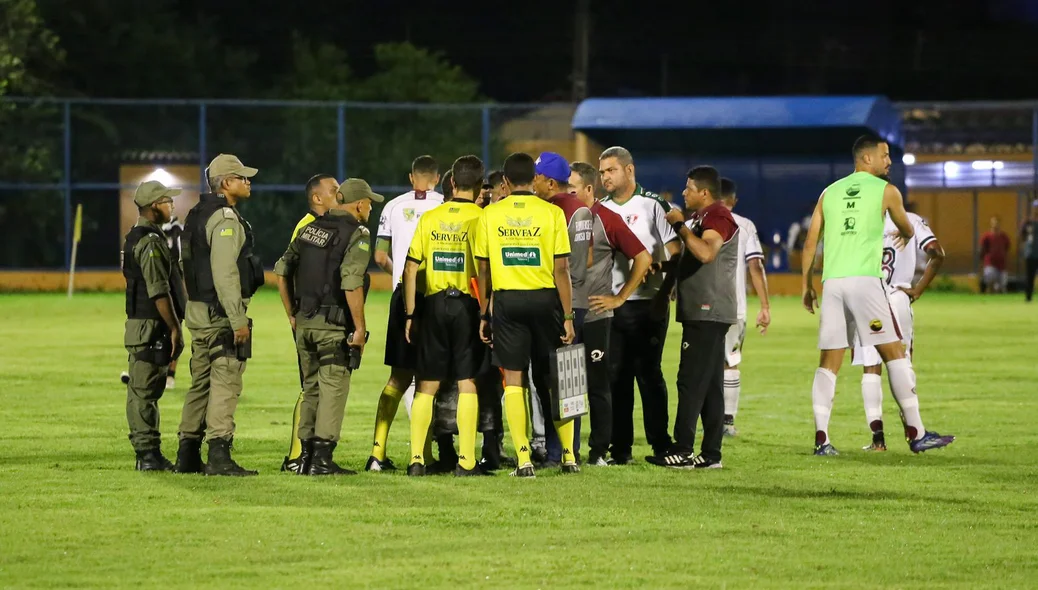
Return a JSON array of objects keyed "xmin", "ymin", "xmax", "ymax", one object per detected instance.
[{"xmin": 1, "ymin": 291, "xmax": 1036, "ymax": 589}]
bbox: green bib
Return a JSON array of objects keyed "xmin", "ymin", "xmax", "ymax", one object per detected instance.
[{"xmin": 821, "ymin": 172, "xmax": 886, "ymax": 281}]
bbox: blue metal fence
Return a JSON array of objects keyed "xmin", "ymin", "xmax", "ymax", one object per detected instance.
[
  {"xmin": 0, "ymin": 97, "xmax": 571, "ymax": 269},
  {"xmin": 2, "ymin": 97, "xmax": 1037, "ymax": 272}
]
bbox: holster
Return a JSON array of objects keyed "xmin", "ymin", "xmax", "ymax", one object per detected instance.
[{"xmin": 134, "ymin": 329, "xmax": 173, "ymax": 366}]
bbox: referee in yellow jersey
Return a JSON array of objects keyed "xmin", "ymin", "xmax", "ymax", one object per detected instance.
[
  {"xmin": 402, "ymin": 155, "xmax": 489, "ymax": 477},
  {"xmin": 281, "ymin": 174, "xmax": 342, "ymax": 473},
  {"xmin": 474, "ymin": 152, "xmax": 576, "ymax": 478}
]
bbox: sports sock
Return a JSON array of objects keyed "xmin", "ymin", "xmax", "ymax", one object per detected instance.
[
  {"xmin": 885, "ymin": 358, "xmax": 925, "ymax": 441},
  {"xmin": 371, "ymin": 385, "xmax": 403, "ymax": 461},
  {"xmin": 812, "ymin": 368, "xmax": 837, "ymax": 445},
  {"xmin": 457, "ymin": 393, "xmax": 478, "ymax": 470},
  {"xmin": 861, "ymin": 373, "xmax": 884, "ymax": 432},
  {"xmin": 723, "ymin": 369, "xmax": 741, "ymax": 418},
  {"xmin": 503, "ymin": 386, "xmax": 531, "ymax": 466},
  {"xmin": 409, "ymin": 393, "xmax": 434, "ymax": 465},
  {"xmin": 554, "ymin": 419, "xmax": 576, "ymax": 464},
  {"xmin": 287, "ymin": 391, "xmax": 304, "ymax": 459}
]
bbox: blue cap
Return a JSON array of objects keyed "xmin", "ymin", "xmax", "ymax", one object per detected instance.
[{"xmin": 535, "ymin": 152, "xmax": 570, "ymax": 184}]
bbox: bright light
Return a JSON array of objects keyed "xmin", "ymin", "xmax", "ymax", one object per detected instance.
[
  {"xmin": 902, "ymin": 153, "xmax": 916, "ymax": 165},
  {"xmin": 943, "ymin": 161, "xmax": 960, "ymax": 177},
  {"xmin": 145, "ymin": 168, "xmax": 176, "ymax": 186},
  {"xmin": 971, "ymin": 160, "xmax": 1006, "ymax": 171}
]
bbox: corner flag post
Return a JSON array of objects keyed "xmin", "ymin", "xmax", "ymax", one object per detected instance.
[{"xmin": 67, "ymin": 203, "xmax": 83, "ymax": 299}]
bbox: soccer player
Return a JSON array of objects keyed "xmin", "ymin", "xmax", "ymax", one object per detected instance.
[
  {"xmin": 572, "ymin": 162, "xmax": 651, "ymax": 466},
  {"xmin": 281, "ymin": 174, "xmax": 345, "ymax": 474},
  {"xmin": 365, "ymin": 156, "xmax": 444, "ymax": 472},
  {"xmin": 1022, "ymin": 203, "xmax": 1038, "ymax": 302},
  {"xmin": 718, "ymin": 178, "xmax": 771, "ymax": 437},
  {"xmin": 403, "ymin": 155, "xmax": 488, "ymax": 476},
  {"xmin": 801, "ymin": 134, "xmax": 955, "ymax": 455},
  {"xmin": 599, "ymin": 146, "xmax": 681, "ymax": 464},
  {"xmin": 980, "ymin": 216, "xmax": 1011, "ymax": 294},
  {"xmin": 475, "ymin": 152, "xmax": 576, "ymax": 478},
  {"xmin": 852, "ymin": 198, "xmax": 945, "ymax": 451},
  {"xmin": 487, "ymin": 170, "xmax": 507, "ymax": 205}
]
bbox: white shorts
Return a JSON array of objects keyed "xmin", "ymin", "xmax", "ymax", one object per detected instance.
[
  {"xmin": 725, "ymin": 319, "xmax": 746, "ymax": 366},
  {"xmin": 852, "ymin": 289, "xmax": 913, "ymax": 367},
  {"xmin": 818, "ymin": 276, "xmax": 901, "ymax": 350},
  {"xmin": 983, "ymin": 266, "xmax": 1008, "ymax": 288}
]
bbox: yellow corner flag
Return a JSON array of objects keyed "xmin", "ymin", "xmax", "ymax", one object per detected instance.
[
  {"xmin": 72, "ymin": 204, "xmax": 83, "ymax": 244},
  {"xmin": 67, "ymin": 204, "xmax": 83, "ymax": 299}
]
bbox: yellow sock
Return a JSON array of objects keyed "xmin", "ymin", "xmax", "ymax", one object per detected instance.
[
  {"xmin": 371, "ymin": 385, "xmax": 403, "ymax": 461},
  {"xmin": 287, "ymin": 391, "xmax": 304, "ymax": 459},
  {"xmin": 555, "ymin": 419, "xmax": 576, "ymax": 464},
  {"xmin": 457, "ymin": 393, "xmax": 479, "ymax": 470},
  {"xmin": 409, "ymin": 393, "xmax": 434, "ymax": 465},
  {"xmin": 503, "ymin": 386, "xmax": 531, "ymax": 466}
]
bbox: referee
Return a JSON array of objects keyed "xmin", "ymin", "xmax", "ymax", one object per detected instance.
[
  {"xmin": 649, "ymin": 166, "xmax": 738, "ymax": 470},
  {"xmin": 402, "ymin": 155, "xmax": 488, "ymax": 476},
  {"xmin": 474, "ymin": 152, "xmax": 576, "ymax": 478}
]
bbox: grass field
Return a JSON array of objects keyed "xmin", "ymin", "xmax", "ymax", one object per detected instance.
[{"xmin": 1, "ymin": 290, "xmax": 1036, "ymax": 588}]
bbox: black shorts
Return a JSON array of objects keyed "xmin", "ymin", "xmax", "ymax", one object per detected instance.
[
  {"xmin": 384, "ymin": 285, "xmax": 423, "ymax": 369},
  {"xmin": 492, "ymin": 289, "xmax": 564, "ymax": 371},
  {"xmin": 416, "ymin": 290, "xmax": 482, "ymax": 382}
]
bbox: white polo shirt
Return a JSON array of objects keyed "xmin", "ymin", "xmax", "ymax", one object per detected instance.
[{"xmin": 377, "ymin": 189, "xmax": 444, "ymax": 287}]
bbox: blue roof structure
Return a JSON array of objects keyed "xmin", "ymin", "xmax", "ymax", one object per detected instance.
[{"xmin": 571, "ymin": 96, "xmax": 902, "ymax": 154}]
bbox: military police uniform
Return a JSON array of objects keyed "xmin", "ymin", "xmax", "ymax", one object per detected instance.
[
  {"xmin": 273, "ymin": 179, "xmax": 382, "ymax": 475},
  {"xmin": 175, "ymin": 154, "xmax": 265, "ymax": 476},
  {"xmin": 122, "ymin": 180, "xmax": 186, "ymax": 471}
]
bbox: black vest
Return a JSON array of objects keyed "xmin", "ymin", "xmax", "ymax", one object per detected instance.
[
  {"xmin": 181, "ymin": 194, "xmax": 265, "ymax": 311},
  {"xmin": 295, "ymin": 213, "xmax": 363, "ymax": 328},
  {"xmin": 123, "ymin": 225, "xmax": 185, "ymax": 320}
]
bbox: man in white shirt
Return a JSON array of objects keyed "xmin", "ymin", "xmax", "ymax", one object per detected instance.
[
  {"xmin": 852, "ymin": 205, "xmax": 945, "ymax": 451},
  {"xmin": 718, "ymin": 178, "xmax": 771, "ymax": 437},
  {"xmin": 597, "ymin": 146, "xmax": 682, "ymax": 464},
  {"xmin": 365, "ymin": 155, "xmax": 444, "ymax": 471}
]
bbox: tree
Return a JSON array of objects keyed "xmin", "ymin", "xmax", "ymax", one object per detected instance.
[
  {"xmin": 0, "ymin": 0, "xmax": 67, "ymax": 267},
  {"xmin": 236, "ymin": 41, "xmax": 490, "ymax": 265}
]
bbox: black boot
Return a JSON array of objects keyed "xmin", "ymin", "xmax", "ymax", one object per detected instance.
[
  {"xmin": 204, "ymin": 437, "xmax": 258, "ymax": 477},
  {"xmin": 174, "ymin": 438, "xmax": 205, "ymax": 474},
  {"xmin": 281, "ymin": 439, "xmax": 313, "ymax": 475},
  {"xmin": 135, "ymin": 448, "xmax": 174, "ymax": 472},
  {"xmin": 309, "ymin": 439, "xmax": 356, "ymax": 476}
]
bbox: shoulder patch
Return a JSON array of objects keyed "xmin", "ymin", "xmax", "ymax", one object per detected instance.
[
  {"xmin": 222, "ymin": 207, "xmax": 237, "ymax": 219},
  {"xmin": 358, "ymin": 241, "xmax": 370, "ymax": 251},
  {"xmin": 219, "ymin": 228, "xmax": 234, "ymax": 237}
]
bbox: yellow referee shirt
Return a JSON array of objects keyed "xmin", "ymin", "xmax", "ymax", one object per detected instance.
[
  {"xmin": 290, "ymin": 213, "xmax": 317, "ymax": 242},
  {"xmin": 406, "ymin": 200, "xmax": 482, "ymax": 297},
  {"xmin": 473, "ymin": 192, "xmax": 570, "ymax": 291}
]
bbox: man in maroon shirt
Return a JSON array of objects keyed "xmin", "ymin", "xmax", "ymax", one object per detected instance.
[
  {"xmin": 980, "ymin": 216, "xmax": 1011, "ymax": 293},
  {"xmin": 651, "ymin": 166, "xmax": 739, "ymax": 469},
  {"xmin": 570, "ymin": 161, "xmax": 652, "ymax": 466}
]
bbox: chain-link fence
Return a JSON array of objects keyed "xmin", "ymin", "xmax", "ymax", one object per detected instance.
[
  {"xmin": 0, "ymin": 98, "xmax": 576, "ymax": 268},
  {"xmin": 1, "ymin": 97, "xmax": 1036, "ymax": 275}
]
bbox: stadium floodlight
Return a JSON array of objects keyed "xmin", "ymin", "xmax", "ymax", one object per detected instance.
[
  {"xmin": 943, "ymin": 161, "xmax": 960, "ymax": 177},
  {"xmin": 145, "ymin": 168, "xmax": 176, "ymax": 186},
  {"xmin": 902, "ymin": 153, "xmax": 916, "ymax": 165}
]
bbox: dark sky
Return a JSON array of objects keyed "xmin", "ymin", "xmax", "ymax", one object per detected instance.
[{"xmin": 170, "ymin": 0, "xmax": 1038, "ymax": 101}]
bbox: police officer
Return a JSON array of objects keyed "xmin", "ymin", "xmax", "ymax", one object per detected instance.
[
  {"xmin": 274, "ymin": 178, "xmax": 381, "ymax": 475},
  {"xmin": 122, "ymin": 180, "xmax": 186, "ymax": 471},
  {"xmin": 175, "ymin": 154, "xmax": 265, "ymax": 476}
]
